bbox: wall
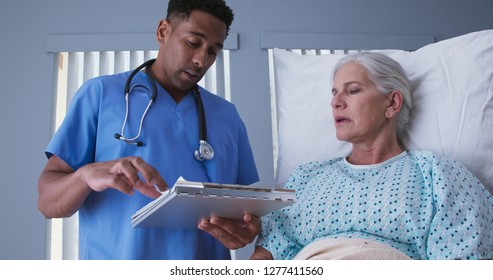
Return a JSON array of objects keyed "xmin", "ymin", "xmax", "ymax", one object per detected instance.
[{"xmin": 1, "ymin": 0, "xmax": 492, "ymax": 259}]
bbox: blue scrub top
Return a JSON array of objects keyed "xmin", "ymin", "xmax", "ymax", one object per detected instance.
[{"xmin": 46, "ymin": 70, "xmax": 259, "ymax": 259}]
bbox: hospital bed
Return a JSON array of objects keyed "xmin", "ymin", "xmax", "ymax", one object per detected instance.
[
  {"xmin": 232, "ymin": 29, "xmax": 493, "ymax": 260},
  {"xmin": 267, "ymin": 29, "xmax": 493, "ymax": 196}
]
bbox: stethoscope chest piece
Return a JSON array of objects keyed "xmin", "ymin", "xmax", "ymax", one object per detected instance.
[{"xmin": 194, "ymin": 140, "xmax": 214, "ymax": 161}]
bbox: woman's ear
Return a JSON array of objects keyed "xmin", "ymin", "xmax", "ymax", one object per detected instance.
[
  {"xmin": 156, "ymin": 19, "xmax": 171, "ymax": 44},
  {"xmin": 385, "ymin": 90, "xmax": 403, "ymax": 118}
]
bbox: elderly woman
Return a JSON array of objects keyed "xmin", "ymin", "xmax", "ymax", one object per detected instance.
[{"xmin": 251, "ymin": 52, "xmax": 493, "ymax": 260}]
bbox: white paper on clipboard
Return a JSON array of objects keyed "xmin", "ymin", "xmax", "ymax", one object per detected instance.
[{"xmin": 131, "ymin": 177, "xmax": 296, "ymax": 230}]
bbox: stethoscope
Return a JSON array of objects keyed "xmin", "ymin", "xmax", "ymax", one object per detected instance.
[{"xmin": 114, "ymin": 59, "xmax": 215, "ymax": 161}]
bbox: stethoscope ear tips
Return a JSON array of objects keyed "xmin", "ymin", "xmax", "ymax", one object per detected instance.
[{"xmin": 115, "ymin": 133, "xmax": 143, "ymax": 146}]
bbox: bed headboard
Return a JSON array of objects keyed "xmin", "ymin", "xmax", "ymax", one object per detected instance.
[{"xmin": 269, "ymin": 30, "xmax": 493, "ymax": 195}]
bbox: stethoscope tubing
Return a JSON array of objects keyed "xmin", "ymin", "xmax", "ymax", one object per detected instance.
[
  {"xmin": 119, "ymin": 87, "xmax": 154, "ymax": 142},
  {"xmin": 115, "ymin": 59, "xmax": 214, "ymax": 161}
]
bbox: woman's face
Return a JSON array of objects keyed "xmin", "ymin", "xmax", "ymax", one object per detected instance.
[{"xmin": 331, "ymin": 62, "xmax": 390, "ymax": 144}]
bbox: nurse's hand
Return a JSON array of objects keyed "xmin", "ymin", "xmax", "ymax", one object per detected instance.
[
  {"xmin": 38, "ymin": 155, "xmax": 168, "ymax": 219},
  {"xmin": 250, "ymin": 246, "xmax": 274, "ymax": 260},
  {"xmin": 198, "ymin": 214, "xmax": 261, "ymax": 250},
  {"xmin": 79, "ymin": 156, "xmax": 168, "ymax": 199}
]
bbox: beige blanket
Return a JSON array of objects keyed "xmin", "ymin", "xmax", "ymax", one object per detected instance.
[{"xmin": 293, "ymin": 238, "xmax": 412, "ymax": 260}]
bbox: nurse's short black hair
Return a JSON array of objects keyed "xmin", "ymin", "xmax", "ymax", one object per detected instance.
[{"xmin": 166, "ymin": 0, "xmax": 234, "ymax": 36}]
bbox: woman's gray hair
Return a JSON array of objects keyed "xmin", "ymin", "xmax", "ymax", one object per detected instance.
[{"xmin": 333, "ymin": 52, "xmax": 412, "ymax": 141}]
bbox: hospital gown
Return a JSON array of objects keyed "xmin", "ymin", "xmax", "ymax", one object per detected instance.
[{"xmin": 257, "ymin": 151, "xmax": 493, "ymax": 259}]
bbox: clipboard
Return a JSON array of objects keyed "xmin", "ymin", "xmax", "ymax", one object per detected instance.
[{"xmin": 131, "ymin": 177, "xmax": 296, "ymax": 230}]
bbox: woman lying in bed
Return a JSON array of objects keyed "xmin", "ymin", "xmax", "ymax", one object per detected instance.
[{"xmin": 251, "ymin": 52, "xmax": 493, "ymax": 260}]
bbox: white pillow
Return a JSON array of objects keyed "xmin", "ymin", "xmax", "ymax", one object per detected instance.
[{"xmin": 273, "ymin": 30, "xmax": 493, "ymax": 195}]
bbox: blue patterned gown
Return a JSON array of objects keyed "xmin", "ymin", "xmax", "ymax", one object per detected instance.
[{"xmin": 257, "ymin": 151, "xmax": 493, "ymax": 259}]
